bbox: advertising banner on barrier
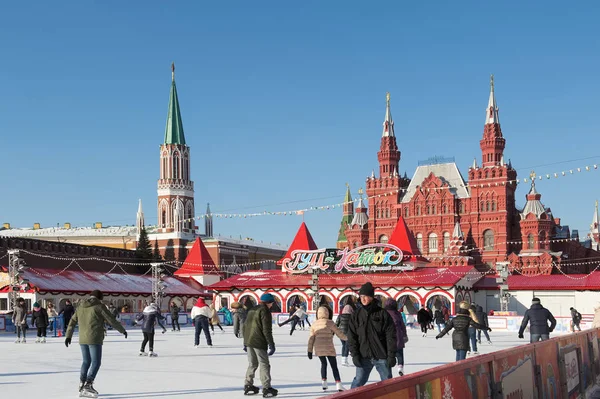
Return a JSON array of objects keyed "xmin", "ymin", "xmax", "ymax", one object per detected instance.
[
  {"xmin": 561, "ymin": 347, "xmax": 581, "ymax": 399},
  {"xmin": 0, "ymin": 315, "xmax": 5, "ymax": 330},
  {"xmin": 499, "ymin": 356, "xmax": 536, "ymax": 399},
  {"xmin": 534, "ymin": 339, "xmax": 560, "ymax": 399}
]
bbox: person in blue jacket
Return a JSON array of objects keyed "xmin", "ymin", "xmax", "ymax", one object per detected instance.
[{"xmin": 136, "ymin": 303, "xmax": 166, "ymax": 357}]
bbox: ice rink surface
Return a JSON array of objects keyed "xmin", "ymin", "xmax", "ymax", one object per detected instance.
[{"xmin": 1, "ymin": 325, "xmax": 534, "ymax": 398}]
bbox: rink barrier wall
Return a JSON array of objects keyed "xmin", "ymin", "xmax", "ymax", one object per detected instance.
[{"xmin": 325, "ymin": 328, "xmax": 600, "ymax": 399}]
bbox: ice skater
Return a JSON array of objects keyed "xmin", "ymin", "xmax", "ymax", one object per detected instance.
[
  {"xmin": 59, "ymin": 299, "xmax": 75, "ymax": 336},
  {"xmin": 232, "ymin": 301, "xmax": 247, "ymax": 339},
  {"xmin": 136, "ymin": 303, "xmax": 167, "ymax": 357},
  {"xmin": 475, "ymin": 305, "xmax": 492, "ymax": 344},
  {"xmin": 170, "ymin": 302, "xmax": 181, "ymax": 331},
  {"xmin": 433, "ymin": 307, "xmax": 446, "ymax": 333},
  {"xmin": 12, "ymin": 297, "xmax": 28, "ymax": 343},
  {"xmin": 570, "ymin": 307, "xmax": 582, "ymax": 332},
  {"xmin": 335, "ymin": 295, "xmax": 355, "ymax": 366},
  {"xmin": 307, "ymin": 305, "xmax": 347, "ymax": 392},
  {"xmin": 435, "ymin": 301, "xmax": 490, "ymax": 361},
  {"xmin": 417, "ymin": 306, "xmax": 432, "ymax": 337},
  {"xmin": 518, "ymin": 298, "xmax": 556, "ymax": 343},
  {"xmin": 209, "ymin": 303, "xmax": 224, "ymax": 333},
  {"xmin": 65, "ymin": 289, "xmax": 127, "ymax": 398},
  {"xmin": 191, "ymin": 298, "xmax": 212, "ymax": 348},
  {"xmin": 31, "ymin": 302, "xmax": 49, "ymax": 343},
  {"xmin": 243, "ymin": 293, "xmax": 278, "ymax": 397},
  {"xmin": 385, "ymin": 298, "xmax": 408, "ymax": 377},
  {"xmin": 47, "ymin": 302, "xmax": 58, "ymax": 332}
]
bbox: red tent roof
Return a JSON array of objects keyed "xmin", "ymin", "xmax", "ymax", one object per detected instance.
[
  {"xmin": 277, "ymin": 222, "xmax": 318, "ymax": 265},
  {"xmin": 474, "ymin": 273, "xmax": 600, "ymax": 291},
  {"xmin": 174, "ymin": 238, "xmax": 219, "ymax": 277},
  {"xmin": 388, "ymin": 216, "xmax": 424, "ymax": 260}
]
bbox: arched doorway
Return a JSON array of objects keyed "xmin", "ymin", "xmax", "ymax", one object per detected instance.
[
  {"xmin": 266, "ymin": 294, "xmax": 282, "ymax": 313},
  {"xmin": 397, "ymin": 294, "xmax": 420, "ymax": 314},
  {"xmin": 338, "ymin": 293, "xmax": 358, "ymax": 311},
  {"xmin": 315, "ymin": 294, "xmax": 334, "ymax": 313},
  {"xmin": 426, "ymin": 294, "xmax": 451, "ymax": 312},
  {"xmin": 239, "ymin": 294, "xmax": 257, "ymax": 308},
  {"xmin": 375, "ymin": 294, "xmax": 389, "ymax": 307},
  {"xmin": 286, "ymin": 294, "xmax": 307, "ymax": 312}
]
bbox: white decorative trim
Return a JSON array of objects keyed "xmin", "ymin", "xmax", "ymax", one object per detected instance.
[{"xmin": 157, "ymin": 188, "xmax": 194, "ymax": 197}]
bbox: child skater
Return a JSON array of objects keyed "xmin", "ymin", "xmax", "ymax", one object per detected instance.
[{"xmin": 136, "ymin": 303, "xmax": 166, "ymax": 357}]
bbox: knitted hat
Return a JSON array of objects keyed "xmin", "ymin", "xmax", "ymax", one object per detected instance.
[
  {"xmin": 358, "ymin": 282, "xmax": 375, "ymax": 297},
  {"xmin": 260, "ymin": 293, "xmax": 275, "ymax": 303},
  {"xmin": 532, "ymin": 298, "xmax": 541, "ymax": 305},
  {"xmin": 90, "ymin": 290, "xmax": 104, "ymax": 300},
  {"xmin": 33, "ymin": 302, "xmax": 40, "ymax": 308},
  {"xmin": 459, "ymin": 301, "xmax": 471, "ymax": 310},
  {"xmin": 231, "ymin": 302, "xmax": 241, "ymax": 309}
]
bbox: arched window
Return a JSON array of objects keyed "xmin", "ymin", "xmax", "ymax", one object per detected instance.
[
  {"xmin": 539, "ymin": 231, "xmax": 547, "ymax": 250},
  {"xmin": 416, "ymin": 233, "xmax": 423, "ymax": 252},
  {"xmin": 426, "ymin": 205, "xmax": 430, "ymax": 215},
  {"xmin": 527, "ymin": 234, "xmax": 535, "ymax": 249},
  {"xmin": 386, "ymin": 208, "xmax": 390, "ymax": 218},
  {"xmin": 173, "ymin": 152, "xmax": 180, "ymax": 179},
  {"xmin": 432, "ymin": 204, "xmax": 436, "ymax": 214},
  {"xmin": 379, "ymin": 235, "xmax": 389, "ymax": 244},
  {"xmin": 460, "ymin": 203, "xmax": 465, "ymax": 214},
  {"xmin": 428, "ymin": 233, "xmax": 438, "ymax": 253},
  {"xmin": 404, "ymin": 207, "xmax": 409, "ymax": 218},
  {"xmin": 443, "ymin": 232, "xmax": 450, "ymax": 252},
  {"xmin": 480, "ymin": 201, "xmax": 485, "ymax": 212},
  {"xmin": 486, "ymin": 201, "xmax": 490, "ymax": 212},
  {"xmin": 376, "ymin": 209, "xmax": 380, "ymax": 218},
  {"xmin": 416, "ymin": 205, "xmax": 421, "ymax": 216},
  {"xmin": 442, "ymin": 204, "xmax": 447, "ymax": 214},
  {"xmin": 483, "ymin": 230, "xmax": 494, "ymax": 250},
  {"xmin": 491, "ymin": 201, "xmax": 496, "ymax": 211},
  {"xmin": 485, "ymin": 171, "xmax": 489, "ymax": 179}
]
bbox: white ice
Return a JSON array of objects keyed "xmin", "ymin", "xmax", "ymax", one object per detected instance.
[{"xmin": 0, "ymin": 326, "xmax": 529, "ymax": 398}]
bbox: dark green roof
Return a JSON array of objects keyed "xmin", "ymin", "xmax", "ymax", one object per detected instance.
[
  {"xmin": 164, "ymin": 79, "xmax": 186, "ymax": 145},
  {"xmin": 337, "ymin": 214, "xmax": 353, "ymax": 242}
]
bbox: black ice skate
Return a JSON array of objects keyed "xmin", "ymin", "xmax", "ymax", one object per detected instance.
[
  {"xmin": 262, "ymin": 387, "xmax": 278, "ymax": 397},
  {"xmin": 244, "ymin": 384, "xmax": 259, "ymax": 395},
  {"xmin": 80, "ymin": 381, "xmax": 98, "ymax": 398}
]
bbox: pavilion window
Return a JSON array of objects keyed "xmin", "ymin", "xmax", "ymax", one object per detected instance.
[
  {"xmin": 483, "ymin": 230, "xmax": 494, "ymax": 250},
  {"xmin": 443, "ymin": 232, "xmax": 450, "ymax": 252},
  {"xmin": 428, "ymin": 233, "xmax": 438, "ymax": 253}
]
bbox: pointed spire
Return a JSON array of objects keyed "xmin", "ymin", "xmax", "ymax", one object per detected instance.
[
  {"xmin": 351, "ymin": 188, "xmax": 368, "ymax": 228},
  {"xmin": 371, "ymin": 170, "xmax": 375, "ymax": 179},
  {"xmin": 205, "ymin": 202, "xmax": 213, "ymax": 237},
  {"xmin": 136, "ymin": 199, "xmax": 145, "ymax": 233},
  {"xmin": 485, "ymin": 74, "xmax": 500, "ymax": 125},
  {"xmin": 472, "ymin": 158, "xmax": 477, "ymax": 169},
  {"xmin": 592, "ymin": 200, "xmax": 599, "ymax": 231},
  {"xmin": 500, "ymin": 155, "xmax": 505, "ymax": 166},
  {"xmin": 164, "ymin": 63, "xmax": 186, "ymax": 145},
  {"xmin": 382, "ymin": 92, "xmax": 395, "ymax": 137},
  {"xmin": 508, "ymin": 158, "xmax": 513, "ymax": 168},
  {"xmin": 403, "ymin": 171, "xmax": 408, "ymax": 179},
  {"xmin": 452, "ymin": 222, "xmax": 464, "ymax": 239},
  {"xmin": 393, "ymin": 168, "xmax": 398, "ymax": 177},
  {"xmin": 344, "ymin": 183, "xmax": 353, "ymax": 204}
]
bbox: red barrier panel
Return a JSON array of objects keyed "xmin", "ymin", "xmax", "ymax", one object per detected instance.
[{"xmin": 326, "ymin": 328, "xmax": 600, "ymax": 399}]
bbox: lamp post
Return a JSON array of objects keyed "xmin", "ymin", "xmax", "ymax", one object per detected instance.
[
  {"xmin": 310, "ymin": 266, "xmax": 320, "ymax": 310},
  {"xmin": 151, "ymin": 263, "xmax": 167, "ymax": 308},
  {"xmin": 7, "ymin": 250, "xmax": 28, "ymax": 311},
  {"xmin": 495, "ymin": 262, "xmax": 511, "ymax": 312}
]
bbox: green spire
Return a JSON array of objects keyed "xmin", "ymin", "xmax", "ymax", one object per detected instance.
[
  {"xmin": 164, "ymin": 63, "xmax": 186, "ymax": 145},
  {"xmin": 344, "ymin": 183, "xmax": 353, "ymax": 204},
  {"xmin": 337, "ymin": 184, "xmax": 354, "ymax": 243}
]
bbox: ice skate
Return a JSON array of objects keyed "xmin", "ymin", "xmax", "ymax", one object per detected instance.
[
  {"xmin": 139, "ymin": 351, "xmax": 148, "ymax": 356},
  {"xmin": 477, "ymin": 339, "xmax": 481, "ymax": 344},
  {"xmin": 21, "ymin": 338, "xmax": 26, "ymax": 343},
  {"xmin": 336, "ymin": 381, "xmax": 346, "ymax": 392},
  {"xmin": 341, "ymin": 357, "xmax": 349, "ymax": 366},
  {"xmin": 244, "ymin": 384, "xmax": 260, "ymax": 395},
  {"xmin": 15, "ymin": 338, "xmax": 20, "ymax": 343},
  {"xmin": 472, "ymin": 351, "xmax": 479, "ymax": 356},
  {"xmin": 35, "ymin": 337, "xmax": 41, "ymax": 343},
  {"xmin": 322, "ymin": 379, "xmax": 328, "ymax": 390},
  {"xmin": 149, "ymin": 351, "xmax": 158, "ymax": 357},
  {"xmin": 262, "ymin": 387, "xmax": 278, "ymax": 397},
  {"xmin": 487, "ymin": 340, "xmax": 493, "ymax": 345},
  {"xmin": 78, "ymin": 382, "xmax": 85, "ymax": 393},
  {"xmin": 80, "ymin": 381, "xmax": 98, "ymax": 398},
  {"xmin": 41, "ymin": 337, "xmax": 46, "ymax": 343},
  {"xmin": 398, "ymin": 366, "xmax": 404, "ymax": 376},
  {"xmin": 194, "ymin": 345, "xmax": 199, "ymax": 348}
]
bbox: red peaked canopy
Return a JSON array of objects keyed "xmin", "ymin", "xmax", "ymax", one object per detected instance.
[
  {"xmin": 277, "ymin": 222, "xmax": 318, "ymax": 266},
  {"xmin": 388, "ymin": 216, "xmax": 426, "ymax": 262},
  {"xmin": 174, "ymin": 238, "xmax": 219, "ymax": 277}
]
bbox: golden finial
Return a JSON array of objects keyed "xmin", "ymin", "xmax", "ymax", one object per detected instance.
[
  {"xmin": 386, "ymin": 92, "xmax": 391, "ymax": 104},
  {"xmin": 171, "ymin": 62, "xmax": 175, "ymax": 81},
  {"xmin": 358, "ymin": 188, "xmax": 364, "ymax": 198},
  {"xmin": 529, "ymin": 170, "xmax": 537, "ymax": 187},
  {"xmin": 345, "ymin": 182, "xmax": 349, "ymax": 188}
]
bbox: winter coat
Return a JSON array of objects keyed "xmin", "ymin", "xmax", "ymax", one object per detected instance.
[
  {"xmin": 308, "ymin": 306, "xmax": 347, "ymax": 357},
  {"xmin": 210, "ymin": 306, "xmax": 220, "ymax": 324},
  {"xmin": 593, "ymin": 304, "xmax": 600, "ymax": 328},
  {"xmin": 66, "ymin": 297, "xmax": 126, "ymax": 345},
  {"xmin": 434, "ymin": 309, "xmax": 446, "ymax": 324},
  {"xmin": 437, "ymin": 309, "xmax": 489, "ymax": 351},
  {"xmin": 417, "ymin": 308, "xmax": 432, "ymax": 325},
  {"xmin": 108, "ymin": 306, "xmax": 119, "ymax": 319},
  {"xmin": 47, "ymin": 307, "xmax": 58, "ymax": 318},
  {"xmin": 60, "ymin": 304, "xmax": 75, "ymax": 321},
  {"xmin": 12, "ymin": 304, "xmax": 28, "ymax": 326},
  {"xmin": 571, "ymin": 308, "xmax": 582, "ymax": 324},
  {"xmin": 384, "ymin": 300, "xmax": 407, "ymax": 350},
  {"xmin": 475, "ymin": 306, "xmax": 489, "ymax": 328},
  {"xmin": 191, "ymin": 305, "xmax": 211, "ymax": 320},
  {"xmin": 170, "ymin": 304, "xmax": 180, "ymax": 318},
  {"xmin": 293, "ymin": 308, "xmax": 307, "ymax": 320},
  {"xmin": 31, "ymin": 308, "xmax": 49, "ymax": 328},
  {"xmin": 335, "ymin": 304, "xmax": 354, "ymax": 335},
  {"xmin": 233, "ymin": 308, "xmax": 247, "ymax": 338},
  {"xmin": 518, "ymin": 304, "xmax": 557, "ymax": 336},
  {"xmin": 442, "ymin": 307, "xmax": 450, "ymax": 321},
  {"xmin": 348, "ymin": 301, "xmax": 397, "ymax": 361},
  {"xmin": 243, "ymin": 303, "xmax": 274, "ymax": 351},
  {"xmin": 136, "ymin": 305, "xmax": 166, "ymax": 334}
]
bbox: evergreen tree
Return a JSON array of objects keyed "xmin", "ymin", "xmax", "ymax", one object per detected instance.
[
  {"xmin": 164, "ymin": 239, "xmax": 175, "ymax": 261},
  {"xmin": 135, "ymin": 226, "xmax": 153, "ymax": 260},
  {"xmin": 178, "ymin": 244, "xmax": 188, "ymax": 263},
  {"xmin": 153, "ymin": 239, "xmax": 162, "ymax": 260}
]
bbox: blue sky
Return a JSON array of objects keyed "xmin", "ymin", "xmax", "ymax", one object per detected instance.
[{"xmin": 1, "ymin": 1, "xmax": 599, "ymax": 248}]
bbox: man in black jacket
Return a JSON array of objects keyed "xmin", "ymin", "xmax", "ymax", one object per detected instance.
[
  {"xmin": 59, "ymin": 299, "xmax": 75, "ymax": 336},
  {"xmin": 518, "ymin": 298, "xmax": 557, "ymax": 343},
  {"xmin": 348, "ymin": 282, "xmax": 397, "ymax": 389},
  {"xmin": 170, "ymin": 302, "xmax": 181, "ymax": 332},
  {"xmin": 475, "ymin": 305, "xmax": 492, "ymax": 345},
  {"xmin": 570, "ymin": 307, "xmax": 582, "ymax": 332}
]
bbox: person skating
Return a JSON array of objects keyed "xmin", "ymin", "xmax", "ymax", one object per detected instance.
[
  {"xmin": 243, "ymin": 293, "xmax": 278, "ymax": 398},
  {"xmin": 570, "ymin": 307, "xmax": 582, "ymax": 332},
  {"xmin": 467, "ymin": 304, "xmax": 480, "ymax": 355},
  {"xmin": 307, "ymin": 305, "xmax": 347, "ymax": 392},
  {"xmin": 277, "ymin": 306, "xmax": 299, "ymax": 332},
  {"xmin": 335, "ymin": 296, "xmax": 356, "ymax": 366},
  {"xmin": 433, "ymin": 307, "xmax": 446, "ymax": 333},
  {"xmin": 60, "ymin": 299, "xmax": 75, "ymax": 336},
  {"xmin": 435, "ymin": 301, "xmax": 491, "ymax": 361},
  {"xmin": 417, "ymin": 307, "xmax": 432, "ymax": 337},
  {"xmin": 348, "ymin": 282, "xmax": 397, "ymax": 389},
  {"xmin": 475, "ymin": 305, "xmax": 492, "ymax": 344},
  {"xmin": 31, "ymin": 302, "xmax": 49, "ymax": 343},
  {"xmin": 191, "ymin": 298, "xmax": 212, "ymax": 348},
  {"xmin": 47, "ymin": 302, "xmax": 58, "ymax": 332},
  {"xmin": 232, "ymin": 301, "xmax": 248, "ymax": 339},
  {"xmin": 518, "ymin": 298, "xmax": 557, "ymax": 343},
  {"xmin": 209, "ymin": 303, "xmax": 224, "ymax": 333},
  {"xmin": 136, "ymin": 303, "xmax": 167, "ymax": 357},
  {"xmin": 12, "ymin": 297, "xmax": 28, "ymax": 343},
  {"xmin": 384, "ymin": 298, "xmax": 408, "ymax": 377},
  {"xmin": 65, "ymin": 289, "xmax": 127, "ymax": 398},
  {"xmin": 170, "ymin": 302, "xmax": 181, "ymax": 332}
]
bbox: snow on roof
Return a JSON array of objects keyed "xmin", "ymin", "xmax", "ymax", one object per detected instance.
[
  {"xmin": 474, "ymin": 273, "xmax": 600, "ymax": 290},
  {"xmin": 0, "ymin": 225, "xmax": 146, "ymax": 238},
  {"xmin": 401, "ymin": 162, "xmax": 470, "ymax": 203}
]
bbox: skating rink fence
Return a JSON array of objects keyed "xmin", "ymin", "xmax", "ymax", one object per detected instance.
[{"xmin": 326, "ymin": 328, "xmax": 600, "ymax": 399}]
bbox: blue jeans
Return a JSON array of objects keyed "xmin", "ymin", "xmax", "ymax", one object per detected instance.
[
  {"xmin": 456, "ymin": 349, "xmax": 467, "ymax": 361},
  {"xmin": 80, "ymin": 344, "xmax": 102, "ymax": 383},
  {"xmin": 341, "ymin": 340, "xmax": 349, "ymax": 357},
  {"xmin": 351, "ymin": 358, "xmax": 391, "ymax": 388},
  {"xmin": 468, "ymin": 327, "xmax": 477, "ymax": 352},
  {"xmin": 530, "ymin": 334, "xmax": 549, "ymax": 343},
  {"xmin": 436, "ymin": 322, "xmax": 445, "ymax": 332}
]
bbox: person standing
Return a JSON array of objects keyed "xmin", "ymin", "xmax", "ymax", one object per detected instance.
[
  {"xmin": 518, "ymin": 298, "xmax": 557, "ymax": 343},
  {"xmin": 436, "ymin": 301, "xmax": 491, "ymax": 361},
  {"xmin": 467, "ymin": 304, "xmax": 480, "ymax": 355},
  {"xmin": 170, "ymin": 302, "xmax": 181, "ymax": 332},
  {"xmin": 209, "ymin": 303, "xmax": 224, "ymax": 333},
  {"xmin": 570, "ymin": 307, "xmax": 582, "ymax": 332},
  {"xmin": 417, "ymin": 307, "xmax": 432, "ymax": 337},
  {"xmin": 243, "ymin": 293, "xmax": 278, "ymax": 398},
  {"xmin": 384, "ymin": 298, "xmax": 408, "ymax": 377},
  {"xmin": 475, "ymin": 305, "xmax": 492, "ymax": 344},
  {"xmin": 12, "ymin": 297, "xmax": 28, "ymax": 343},
  {"xmin": 136, "ymin": 303, "xmax": 167, "ymax": 357},
  {"xmin": 191, "ymin": 298, "xmax": 212, "ymax": 348},
  {"xmin": 348, "ymin": 282, "xmax": 397, "ymax": 389},
  {"xmin": 308, "ymin": 305, "xmax": 347, "ymax": 392},
  {"xmin": 47, "ymin": 302, "xmax": 58, "ymax": 332},
  {"xmin": 60, "ymin": 299, "xmax": 75, "ymax": 336},
  {"xmin": 433, "ymin": 307, "xmax": 446, "ymax": 333},
  {"xmin": 335, "ymin": 296, "xmax": 356, "ymax": 367},
  {"xmin": 65, "ymin": 289, "xmax": 127, "ymax": 398},
  {"xmin": 31, "ymin": 302, "xmax": 49, "ymax": 343},
  {"xmin": 232, "ymin": 301, "xmax": 247, "ymax": 339}
]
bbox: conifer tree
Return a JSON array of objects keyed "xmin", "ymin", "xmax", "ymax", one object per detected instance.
[
  {"xmin": 164, "ymin": 239, "xmax": 175, "ymax": 261},
  {"xmin": 153, "ymin": 239, "xmax": 162, "ymax": 261},
  {"xmin": 135, "ymin": 226, "xmax": 153, "ymax": 260}
]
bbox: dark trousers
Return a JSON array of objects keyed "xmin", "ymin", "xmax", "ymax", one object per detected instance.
[
  {"xmin": 80, "ymin": 344, "xmax": 102, "ymax": 383},
  {"xmin": 468, "ymin": 327, "xmax": 477, "ymax": 352},
  {"xmin": 300, "ymin": 318, "xmax": 311, "ymax": 329},
  {"xmin": 419, "ymin": 323, "xmax": 428, "ymax": 333},
  {"xmin": 573, "ymin": 321, "xmax": 581, "ymax": 332},
  {"xmin": 194, "ymin": 316, "xmax": 212, "ymax": 346},
  {"xmin": 141, "ymin": 332, "xmax": 155, "ymax": 352},
  {"xmin": 209, "ymin": 321, "xmax": 223, "ymax": 332},
  {"xmin": 63, "ymin": 317, "xmax": 71, "ymax": 335},
  {"xmin": 477, "ymin": 329, "xmax": 490, "ymax": 342},
  {"xmin": 341, "ymin": 340, "xmax": 349, "ymax": 357},
  {"xmin": 319, "ymin": 356, "xmax": 341, "ymax": 381},
  {"xmin": 36, "ymin": 327, "xmax": 47, "ymax": 337},
  {"xmin": 279, "ymin": 316, "xmax": 298, "ymax": 326},
  {"xmin": 171, "ymin": 316, "xmax": 180, "ymax": 331}
]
